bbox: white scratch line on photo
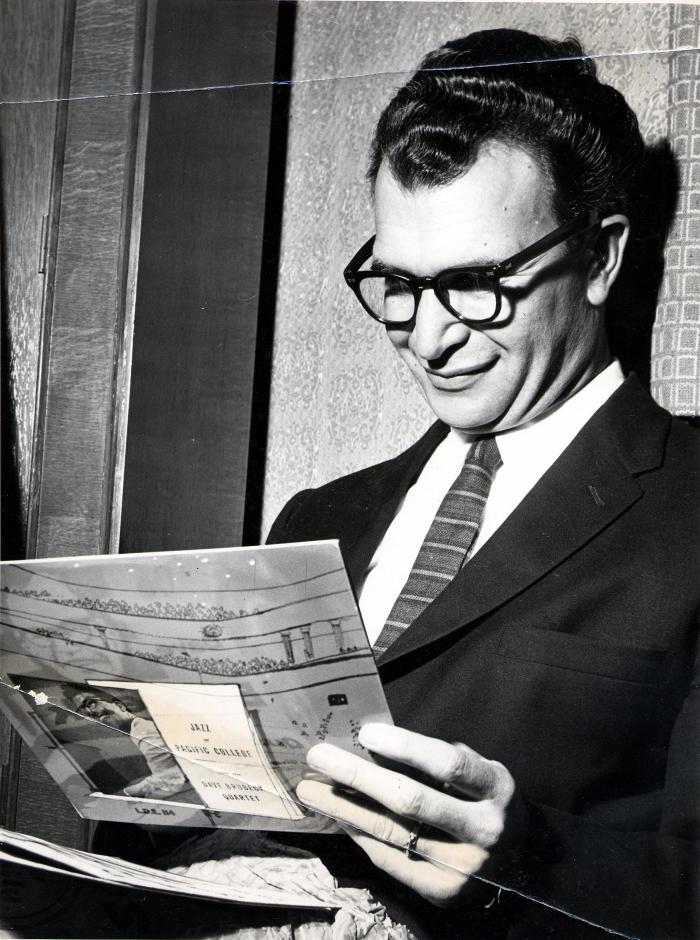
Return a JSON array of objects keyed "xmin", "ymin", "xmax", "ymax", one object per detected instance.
[{"xmin": 3, "ymin": 46, "xmax": 697, "ymax": 107}]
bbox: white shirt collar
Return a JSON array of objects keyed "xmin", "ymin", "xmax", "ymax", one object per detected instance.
[
  {"xmin": 358, "ymin": 361, "xmax": 625, "ymax": 643},
  {"xmin": 450, "ymin": 359, "xmax": 625, "ymax": 467}
]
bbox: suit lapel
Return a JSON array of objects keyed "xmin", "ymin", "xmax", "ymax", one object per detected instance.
[
  {"xmin": 340, "ymin": 422, "xmax": 448, "ymax": 589},
  {"xmin": 378, "ymin": 377, "xmax": 670, "ymax": 668}
]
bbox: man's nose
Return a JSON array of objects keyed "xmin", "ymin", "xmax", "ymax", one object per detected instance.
[{"xmin": 410, "ymin": 288, "xmax": 471, "ymax": 361}]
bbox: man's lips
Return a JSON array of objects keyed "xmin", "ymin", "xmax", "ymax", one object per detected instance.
[{"xmin": 423, "ymin": 358, "xmax": 498, "ymax": 387}]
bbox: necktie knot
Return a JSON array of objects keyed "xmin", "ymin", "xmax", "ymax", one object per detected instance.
[
  {"xmin": 373, "ymin": 435, "xmax": 501, "ymax": 656},
  {"xmin": 466, "ymin": 435, "xmax": 501, "ymax": 477}
]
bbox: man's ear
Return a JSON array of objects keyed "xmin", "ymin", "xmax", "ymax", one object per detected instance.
[{"xmin": 586, "ymin": 215, "xmax": 630, "ymax": 307}]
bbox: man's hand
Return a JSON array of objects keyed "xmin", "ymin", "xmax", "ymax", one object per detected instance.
[{"xmin": 296, "ymin": 723, "xmax": 515, "ymax": 906}]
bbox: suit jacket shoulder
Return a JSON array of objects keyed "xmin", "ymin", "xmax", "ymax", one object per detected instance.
[
  {"xmin": 268, "ymin": 377, "xmax": 699, "ymax": 588},
  {"xmin": 267, "ymin": 421, "xmax": 448, "ymax": 584}
]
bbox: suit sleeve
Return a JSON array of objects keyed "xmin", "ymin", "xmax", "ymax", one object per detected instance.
[{"xmin": 266, "ymin": 489, "xmax": 314, "ymax": 545}]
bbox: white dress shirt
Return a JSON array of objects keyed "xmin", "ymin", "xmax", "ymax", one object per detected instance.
[{"xmin": 359, "ymin": 361, "xmax": 625, "ymax": 644}]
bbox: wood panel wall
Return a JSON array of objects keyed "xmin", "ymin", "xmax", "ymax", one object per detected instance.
[
  {"xmin": 1, "ymin": 0, "xmax": 290, "ymax": 846},
  {"xmin": 1, "ymin": 0, "xmax": 70, "ymax": 836},
  {"xmin": 1, "ymin": 0, "xmax": 151, "ymax": 847},
  {"xmin": 28, "ymin": 0, "xmax": 149, "ymax": 559},
  {"xmin": 1, "ymin": 0, "xmax": 68, "ymax": 558}
]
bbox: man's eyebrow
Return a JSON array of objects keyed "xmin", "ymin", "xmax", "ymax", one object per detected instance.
[
  {"xmin": 370, "ymin": 258, "xmax": 411, "ymax": 275},
  {"xmin": 370, "ymin": 256, "xmax": 501, "ymax": 275}
]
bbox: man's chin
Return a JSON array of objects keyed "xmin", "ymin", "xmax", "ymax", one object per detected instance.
[{"xmin": 422, "ymin": 389, "xmax": 508, "ymax": 434}]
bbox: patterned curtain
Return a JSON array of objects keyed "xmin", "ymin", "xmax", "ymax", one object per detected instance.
[{"xmin": 262, "ymin": 2, "xmax": 699, "ymax": 534}]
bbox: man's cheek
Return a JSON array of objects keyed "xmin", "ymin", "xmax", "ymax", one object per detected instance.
[{"xmin": 385, "ymin": 326, "xmax": 412, "ymax": 353}]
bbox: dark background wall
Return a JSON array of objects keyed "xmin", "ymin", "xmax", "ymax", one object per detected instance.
[{"xmin": 120, "ymin": 0, "xmax": 295, "ymax": 554}]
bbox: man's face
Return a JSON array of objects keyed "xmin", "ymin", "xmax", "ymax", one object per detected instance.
[
  {"xmin": 78, "ymin": 695, "xmax": 133, "ymax": 730},
  {"xmin": 372, "ymin": 143, "xmax": 610, "ymax": 433}
]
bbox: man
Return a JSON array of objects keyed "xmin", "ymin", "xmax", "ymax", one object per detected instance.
[
  {"xmin": 73, "ymin": 691, "xmax": 187, "ymax": 798},
  {"xmin": 268, "ymin": 29, "xmax": 699, "ymax": 939}
]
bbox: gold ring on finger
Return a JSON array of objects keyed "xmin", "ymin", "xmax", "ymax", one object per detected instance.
[{"xmin": 404, "ymin": 822, "xmax": 422, "ymax": 859}]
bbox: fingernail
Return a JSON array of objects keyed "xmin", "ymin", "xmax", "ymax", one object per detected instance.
[{"xmin": 300, "ymin": 769, "xmax": 324, "ymax": 781}]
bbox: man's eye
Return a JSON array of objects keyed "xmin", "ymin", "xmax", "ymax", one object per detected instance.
[
  {"xmin": 384, "ymin": 275, "xmax": 412, "ymax": 297},
  {"xmin": 442, "ymin": 272, "xmax": 492, "ymax": 293}
]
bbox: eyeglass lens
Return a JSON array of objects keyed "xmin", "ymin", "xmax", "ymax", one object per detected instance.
[{"xmin": 357, "ymin": 270, "xmax": 497, "ymax": 323}]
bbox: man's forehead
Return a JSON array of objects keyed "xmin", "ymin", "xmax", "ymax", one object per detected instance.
[
  {"xmin": 372, "ymin": 147, "xmax": 557, "ymax": 271},
  {"xmin": 373, "ymin": 143, "xmax": 554, "ymax": 223}
]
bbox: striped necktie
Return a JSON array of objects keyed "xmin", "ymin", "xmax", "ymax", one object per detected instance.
[{"xmin": 373, "ymin": 436, "xmax": 501, "ymax": 656}]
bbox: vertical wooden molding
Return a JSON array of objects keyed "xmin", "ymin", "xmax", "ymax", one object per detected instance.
[
  {"xmin": 108, "ymin": 0, "xmax": 157, "ymax": 553},
  {"xmin": 27, "ymin": 0, "xmax": 149, "ymax": 559},
  {"xmin": 4, "ymin": 0, "xmax": 152, "ymax": 849},
  {"xmin": 25, "ymin": 0, "xmax": 76, "ymax": 559},
  {"xmin": 0, "ymin": 0, "xmax": 75, "ymax": 561},
  {"xmin": 0, "ymin": 0, "xmax": 75, "ymax": 835}
]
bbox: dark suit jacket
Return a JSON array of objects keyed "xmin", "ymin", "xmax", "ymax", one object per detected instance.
[{"xmin": 268, "ymin": 377, "xmax": 700, "ymax": 940}]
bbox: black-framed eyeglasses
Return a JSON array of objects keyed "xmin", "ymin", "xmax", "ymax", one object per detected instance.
[{"xmin": 343, "ymin": 210, "xmax": 599, "ymax": 326}]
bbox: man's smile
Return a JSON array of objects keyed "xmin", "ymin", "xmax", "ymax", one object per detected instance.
[{"xmin": 421, "ymin": 357, "xmax": 499, "ymax": 389}]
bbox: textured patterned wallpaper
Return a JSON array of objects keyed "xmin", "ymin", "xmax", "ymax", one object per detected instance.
[
  {"xmin": 651, "ymin": 4, "xmax": 700, "ymax": 415},
  {"xmin": 262, "ymin": 2, "xmax": 695, "ymax": 534}
]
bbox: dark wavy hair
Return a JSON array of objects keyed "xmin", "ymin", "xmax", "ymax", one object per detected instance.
[{"xmin": 369, "ymin": 29, "xmax": 645, "ymax": 221}]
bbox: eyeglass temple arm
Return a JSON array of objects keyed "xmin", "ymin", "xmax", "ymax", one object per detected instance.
[
  {"xmin": 494, "ymin": 210, "xmax": 599, "ymax": 278},
  {"xmin": 344, "ymin": 212, "xmax": 599, "ymax": 281},
  {"xmin": 344, "ymin": 235, "xmax": 376, "ymax": 279}
]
